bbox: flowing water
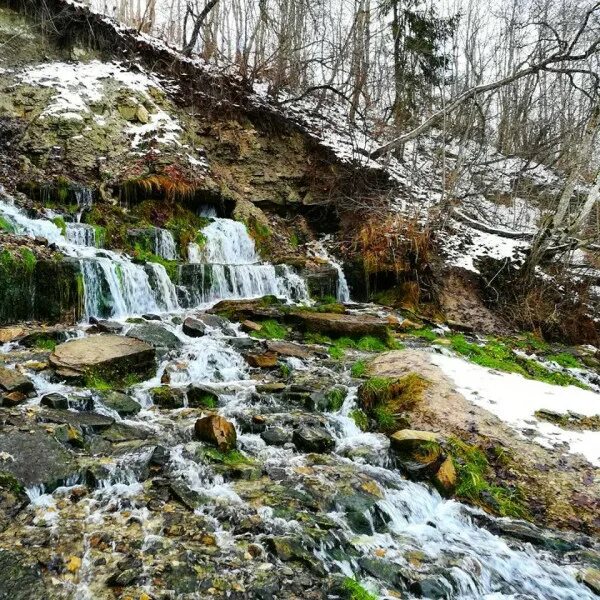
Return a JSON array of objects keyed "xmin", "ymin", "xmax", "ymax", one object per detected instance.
[
  {"xmin": 308, "ymin": 238, "xmax": 351, "ymax": 302},
  {"xmin": 0, "ymin": 192, "xmax": 596, "ymax": 599},
  {"xmin": 186, "ymin": 214, "xmax": 309, "ymax": 303}
]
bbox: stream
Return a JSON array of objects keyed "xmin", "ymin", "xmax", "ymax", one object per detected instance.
[{"xmin": 0, "ymin": 196, "xmax": 596, "ymax": 599}]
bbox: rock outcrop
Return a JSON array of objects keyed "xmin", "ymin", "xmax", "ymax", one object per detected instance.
[{"xmin": 49, "ymin": 335, "xmax": 155, "ymax": 382}]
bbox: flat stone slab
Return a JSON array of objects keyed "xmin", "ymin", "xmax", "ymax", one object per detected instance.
[
  {"xmin": 49, "ymin": 335, "xmax": 155, "ymax": 381},
  {"xmin": 37, "ymin": 409, "xmax": 115, "ymax": 430},
  {"xmin": 0, "ymin": 429, "xmax": 78, "ymax": 490},
  {"xmin": 289, "ymin": 311, "xmax": 389, "ymax": 338}
]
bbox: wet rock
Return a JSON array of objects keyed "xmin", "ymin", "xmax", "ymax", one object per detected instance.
[
  {"xmin": 261, "ymin": 427, "xmax": 292, "ymax": 446},
  {"xmin": 292, "ymin": 426, "xmax": 335, "ymax": 453},
  {"xmin": 228, "ymin": 337, "xmax": 260, "ymax": 351},
  {"xmin": 182, "ymin": 316, "xmax": 206, "ymax": 337},
  {"xmin": 37, "ymin": 409, "xmax": 115, "ymax": 431},
  {"xmin": 256, "ymin": 382, "xmax": 286, "ymax": 394},
  {"xmin": 432, "ymin": 456, "xmax": 457, "ymax": 496},
  {"xmin": 97, "ymin": 390, "xmax": 141, "ymax": 416},
  {"xmin": 150, "ymin": 385, "xmax": 186, "ymax": 409},
  {"xmin": 0, "ymin": 366, "xmax": 34, "ymax": 395},
  {"xmin": 0, "ymin": 428, "xmax": 78, "ymax": 490},
  {"xmin": 194, "ymin": 415, "xmax": 237, "ymax": 451},
  {"xmin": 106, "ymin": 556, "xmax": 143, "ymax": 587},
  {"xmin": 194, "ymin": 314, "xmax": 231, "ymax": 331},
  {"xmin": 0, "ymin": 550, "xmax": 47, "ymax": 599},
  {"xmin": 209, "ymin": 297, "xmax": 282, "ymax": 321},
  {"xmin": 302, "ymin": 264, "xmax": 339, "ymax": 299},
  {"xmin": 127, "ymin": 323, "xmax": 182, "ymax": 352},
  {"xmin": 390, "ymin": 429, "xmax": 440, "ymax": 451},
  {"xmin": 581, "ymin": 568, "xmax": 600, "ymax": 595},
  {"xmin": 266, "ymin": 340, "xmax": 313, "ymax": 359},
  {"xmin": 93, "ymin": 319, "xmax": 124, "ymax": 334},
  {"xmin": 359, "ymin": 557, "xmax": 406, "ymax": 588},
  {"xmin": 142, "ymin": 313, "xmax": 162, "ymax": 321},
  {"xmin": 0, "ymin": 472, "xmax": 29, "ymax": 530},
  {"xmin": 54, "ymin": 423, "xmax": 85, "ymax": 448},
  {"xmin": 149, "ymin": 445, "xmax": 170, "ymax": 467},
  {"xmin": 49, "ymin": 335, "xmax": 155, "ymax": 382},
  {"xmin": 101, "ymin": 423, "xmax": 150, "ymax": 443},
  {"xmin": 40, "ymin": 392, "xmax": 69, "ymax": 410},
  {"xmin": 169, "ymin": 480, "xmax": 204, "ymax": 510},
  {"xmin": 288, "ymin": 310, "xmax": 389, "ymax": 339},
  {"xmin": 186, "ymin": 385, "xmax": 218, "ymax": 408},
  {"xmin": 246, "ymin": 351, "xmax": 278, "ymax": 368},
  {"xmin": 0, "ymin": 391, "xmax": 27, "ymax": 407},
  {"xmin": 19, "ymin": 329, "xmax": 69, "ymax": 348},
  {"xmin": 410, "ymin": 575, "xmax": 454, "ymax": 598},
  {"xmin": 241, "ymin": 319, "xmax": 262, "ymax": 332}
]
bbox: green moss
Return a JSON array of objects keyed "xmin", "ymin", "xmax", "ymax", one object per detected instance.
[
  {"xmin": 52, "ymin": 216, "xmax": 67, "ymax": 237},
  {"xmin": 19, "ymin": 248, "xmax": 36, "ymax": 272},
  {"xmin": 0, "ymin": 216, "xmax": 15, "ymax": 233},
  {"xmin": 350, "ymin": 409, "xmax": 369, "ymax": 431},
  {"xmin": 289, "ymin": 232, "xmax": 300, "ymax": 248},
  {"xmin": 132, "ymin": 243, "xmax": 178, "ymax": 281},
  {"xmin": 356, "ymin": 336, "xmax": 387, "ymax": 352},
  {"xmin": 447, "ymin": 437, "xmax": 529, "ymax": 519},
  {"xmin": 449, "ymin": 335, "xmax": 587, "ymax": 389},
  {"xmin": 249, "ymin": 319, "xmax": 288, "ymax": 340},
  {"xmin": 546, "ymin": 352, "xmax": 583, "ymax": 369},
  {"xmin": 358, "ymin": 373, "xmax": 428, "ymax": 433},
  {"xmin": 329, "ymin": 345, "xmax": 345, "ymax": 359},
  {"xmin": 407, "ymin": 326, "xmax": 439, "ymax": 342},
  {"xmin": 0, "ymin": 471, "xmax": 24, "ymax": 495},
  {"xmin": 342, "ymin": 578, "xmax": 378, "ymax": 600},
  {"xmin": 325, "ymin": 387, "xmax": 347, "ymax": 412},
  {"xmin": 84, "ymin": 374, "xmax": 112, "ymax": 391},
  {"xmin": 34, "ymin": 337, "xmax": 57, "ymax": 351},
  {"xmin": 202, "ymin": 448, "xmax": 254, "ymax": 466},
  {"xmin": 304, "ymin": 332, "xmax": 333, "ymax": 345},
  {"xmin": 279, "ymin": 362, "xmax": 292, "ymax": 378},
  {"xmin": 123, "ymin": 373, "xmax": 143, "ymax": 387},
  {"xmin": 351, "ymin": 360, "xmax": 367, "ymax": 378}
]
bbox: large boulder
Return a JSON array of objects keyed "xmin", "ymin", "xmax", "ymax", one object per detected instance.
[
  {"xmin": 0, "ymin": 550, "xmax": 47, "ymax": 600},
  {"xmin": 97, "ymin": 390, "xmax": 141, "ymax": 417},
  {"xmin": 0, "ymin": 428, "xmax": 78, "ymax": 490},
  {"xmin": 288, "ymin": 311, "xmax": 389, "ymax": 339},
  {"xmin": 266, "ymin": 340, "xmax": 314, "ymax": 359},
  {"xmin": 126, "ymin": 323, "xmax": 182, "ymax": 352},
  {"xmin": 0, "ymin": 367, "xmax": 34, "ymax": 395},
  {"xmin": 49, "ymin": 335, "xmax": 155, "ymax": 382},
  {"xmin": 194, "ymin": 415, "xmax": 237, "ymax": 451},
  {"xmin": 292, "ymin": 425, "xmax": 335, "ymax": 453}
]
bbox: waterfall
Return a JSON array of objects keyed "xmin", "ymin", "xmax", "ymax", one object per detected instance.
[
  {"xmin": 66, "ymin": 223, "xmax": 96, "ymax": 247},
  {"xmin": 309, "ymin": 238, "xmax": 351, "ymax": 302},
  {"xmin": 154, "ymin": 228, "xmax": 177, "ymax": 260},
  {"xmin": 74, "ymin": 187, "xmax": 94, "ymax": 223},
  {"xmin": 80, "ymin": 253, "xmax": 178, "ymax": 319},
  {"xmin": 186, "ymin": 216, "xmax": 309, "ymax": 303},
  {"xmin": 0, "ymin": 197, "xmax": 179, "ymax": 319}
]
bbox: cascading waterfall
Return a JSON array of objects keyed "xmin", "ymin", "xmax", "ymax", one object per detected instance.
[
  {"xmin": 0, "ymin": 197, "xmax": 179, "ymax": 319},
  {"xmin": 186, "ymin": 214, "xmax": 309, "ymax": 303},
  {"xmin": 74, "ymin": 187, "xmax": 94, "ymax": 223},
  {"xmin": 154, "ymin": 228, "xmax": 177, "ymax": 260},
  {"xmin": 66, "ymin": 223, "xmax": 96, "ymax": 247},
  {"xmin": 309, "ymin": 238, "xmax": 351, "ymax": 302}
]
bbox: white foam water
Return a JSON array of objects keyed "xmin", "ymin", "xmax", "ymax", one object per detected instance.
[{"xmin": 309, "ymin": 238, "xmax": 351, "ymax": 302}]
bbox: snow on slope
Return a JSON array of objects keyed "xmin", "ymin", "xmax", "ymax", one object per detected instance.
[{"xmin": 431, "ymin": 352, "xmax": 600, "ymax": 466}]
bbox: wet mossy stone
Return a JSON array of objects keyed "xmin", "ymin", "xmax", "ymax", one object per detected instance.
[
  {"xmin": 186, "ymin": 385, "xmax": 218, "ymax": 409},
  {"xmin": 0, "ymin": 428, "xmax": 78, "ymax": 491},
  {"xmin": 0, "ymin": 550, "xmax": 46, "ymax": 600},
  {"xmin": 37, "ymin": 408, "xmax": 115, "ymax": 431},
  {"xmin": 182, "ymin": 316, "xmax": 206, "ymax": 337},
  {"xmin": 261, "ymin": 426, "xmax": 291, "ymax": 446},
  {"xmin": 0, "ymin": 254, "xmax": 82, "ymax": 325},
  {"xmin": 292, "ymin": 425, "xmax": 335, "ymax": 453},
  {"xmin": 97, "ymin": 390, "xmax": 141, "ymax": 416},
  {"xmin": 126, "ymin": 323, "xmax": 182, "ymax": 352},
  {"xmin": 150, "ymin": 385, "xmax": 185, "ymax": 409}
]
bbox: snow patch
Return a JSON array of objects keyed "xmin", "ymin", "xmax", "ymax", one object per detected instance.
[{"xmin": 431, "ymin": 352, "xmax": 600, "ymax": 466}]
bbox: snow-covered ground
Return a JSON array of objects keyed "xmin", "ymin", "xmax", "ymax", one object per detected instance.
[{"xmin": 431, "ymin": 352, "xmax": 600, "ymax": 466}]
